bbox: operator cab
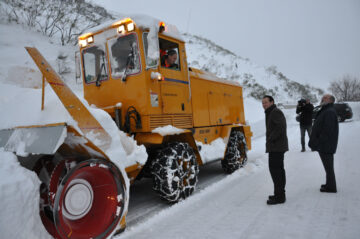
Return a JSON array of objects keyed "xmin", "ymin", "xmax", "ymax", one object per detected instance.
[
  {"xmin": 80, "ymin": 19, "xmax": 141, "ymax": 86},
  {"xmin": 77, "ymin": 17, "xmax": 191, "ymax": 132},
  {"xmin": 78, "ymin": 18, "xmax": 186, "ymax": 84}
]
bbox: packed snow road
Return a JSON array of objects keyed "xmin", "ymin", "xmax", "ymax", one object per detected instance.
[
  {"xmin": 126, "ymin": 160, "xmax": 231, "ymax": 228},
  {"xmin": 118, "ymin": 104, "xmax": 360, "ymax": 239}
]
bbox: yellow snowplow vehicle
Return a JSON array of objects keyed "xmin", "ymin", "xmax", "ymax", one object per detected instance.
[{"xmin": 0, "ymin": 16, "xmax": 252, "ymax": 238}]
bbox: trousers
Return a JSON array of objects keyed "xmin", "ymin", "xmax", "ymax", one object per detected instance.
[
  {"xmin": 268, "ymin": 152, "xmax": 286, "ymax": 196},
  {"xmin": 319, "ymin": 152, "xmax": 337, "ymax": 190},
  {"xmin": 300, "ymin": 124, "xmax": 312, "ymax": 149}
]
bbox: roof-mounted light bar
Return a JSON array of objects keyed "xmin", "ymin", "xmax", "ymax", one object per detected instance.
[
  {"xmin": 78, "ymin": 33, "xmax": 94, "ymax": 48},
  {"xmin": 78, "ymin": 18, "xmax": 136, "ymax": 48},
  {"xmin": 113, "ymin": 18, "xmax": 136, "ymax": 35}
]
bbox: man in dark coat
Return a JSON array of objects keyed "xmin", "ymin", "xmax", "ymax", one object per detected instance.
[
  {"xmin": 262, "ymin": 95, "xmax": 289, "ymax": 205},
  {"xmin": 309, "ymin": 94, "xmax": 339, "ymax": 193},
  {"xmin": 296, "ymin": 98, "xmax": 314, "ymax": 152}
]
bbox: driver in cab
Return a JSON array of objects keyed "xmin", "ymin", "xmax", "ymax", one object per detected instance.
[{"xmin": 161, "ymin": 49, "xmax": 178, "ymax": 69}]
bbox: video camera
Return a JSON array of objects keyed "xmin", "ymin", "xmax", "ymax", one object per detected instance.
[{"xmin": 298, "ymin": 99, "xmax": 306, "ymax": 106}]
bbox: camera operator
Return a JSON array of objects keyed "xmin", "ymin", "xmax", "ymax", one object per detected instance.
[{"xmin": 296, "ymin": 98, "xmax": 314, "ymax": 152}]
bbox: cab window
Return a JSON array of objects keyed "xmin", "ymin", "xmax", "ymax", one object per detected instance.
[
  {"xmin": 143, "ymin": 32, "xmax": 158, "ymax": 68},
  {"xmin": 159, "ymin": 38, "xmax": 181, "ymax": 70},
  {"xmin": 82, "ymin": 45, "xmax": 108, "ymax": 84},
  {"xmin": 108, "ymin": 33, "xmax": 141, "ymax": 78}
]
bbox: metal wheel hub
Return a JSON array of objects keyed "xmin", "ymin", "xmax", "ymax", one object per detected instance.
[{"xmin": 63, "ymin": 179, "xmax": 93, "ymax": 220}]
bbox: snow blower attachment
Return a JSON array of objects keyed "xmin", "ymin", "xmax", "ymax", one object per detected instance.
[
  {"xmin": 0, "ymin": 47, "xmax": 128, "ymax": 239},
  {"xmin": 0, "ymin": 16, "xmax": 252, "ymax": 238}
]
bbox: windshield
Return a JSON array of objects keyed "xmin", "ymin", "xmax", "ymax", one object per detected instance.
[
  {"xmin": 82, "ymin": 45, "xmax": 108, "ymax": 84},
  {"xmin": 108, "ymin": 33, "xmax": 141, "ymax": 78}
]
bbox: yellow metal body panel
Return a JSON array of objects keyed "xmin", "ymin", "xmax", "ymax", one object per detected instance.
[
  {"xmin": 124, "ymin": 163, "xmax": 143, "ymax": 183},
  {"xmin": 192, "ymin": 126, "xmax": 223, "ymax": 144},
  {"xmin": 192, "ymin": 124, "xmax": 251, "ymax": 150},
  {"xmin": 158, "ymin": 35, "xmax": 192, "ymax": 115},
  {"xmin": 220, "ymin": 125, "xmax": 252, "ymax": 150},
  {"xmin": 242, "ymin": 125, "xmax": 252, "ymax": 150},
  {"xmin": 141, "ymin": 114, "xmax": 193, "ymax": 131},
  {"xmin": 189, "ymin": 73, "xmax": 245, "ymax": 128},
  {"xmin": 135, "ymin": 132, "xmax": 164, "ymax": 145}
]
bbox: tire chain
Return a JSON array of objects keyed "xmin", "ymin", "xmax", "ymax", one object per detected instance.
[
  {"xmin": 151, "ymin": 142, "xmax": 199, "ymax": 202},
  {"xmin": 222, "ymin": 130, "xmax": 248, "ymax": 174}
]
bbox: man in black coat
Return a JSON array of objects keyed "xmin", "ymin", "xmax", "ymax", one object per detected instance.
[
  {"xmin": 262, "ymin": 95, "xmax": 289, "ymax": 205},
  {"xmin": 309, "ymin": 94, "xmax": 339, "ymax": 193},
  {"xmin": 296, "ymin": 98, "xmax": 314, "ymax": 152}
]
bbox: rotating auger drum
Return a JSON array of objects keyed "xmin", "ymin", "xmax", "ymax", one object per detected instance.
[
  {"xmin": 52, "ymin": 159, "xmax": 125, "ymax": 239},
  {"xmin": 32, "ymin": 156, "xmax": 127, "ymax": 239},
  {"xmin": 6, "ymin": 123, "xmax": 130, "ymax": 239}
]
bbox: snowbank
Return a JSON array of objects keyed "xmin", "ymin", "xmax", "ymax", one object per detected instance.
[
  {"xmin": 197, "ymin": 138, "xmax": 226, "ymax": 164},
  {"xmin": 347, "ymin": 102, "xmax": 360, "ymax": 121},
  {"xmin": 0, "ymin": 149, "xmax": 50, "ymax": 239},
  {"xmin": 152, "ymin": 125, "xmax": 185, "ymax": 136}
]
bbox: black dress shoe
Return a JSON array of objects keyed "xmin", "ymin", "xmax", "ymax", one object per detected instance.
[
  {"xmin": 268, "ymin": 195, "xmax": 275, "ymax": 200},
  {"xmin": 267, "ymin": 195, "xmax": 286, "ymax": 205},
  {"xmin": 320, "ymin": 187, "xmax": 337, "ymax": 193},
  {"xmin": 320, "ymin": 184, "xmax": 326, "ymax": 189}
]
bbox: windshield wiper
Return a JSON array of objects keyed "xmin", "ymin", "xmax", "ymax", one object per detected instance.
[
  {"xmin": 96, "ymin": 53, "xmax": 107, "ymax": 87},
  {"xmin": 122, "ymin": 43, "xmax": 136, "ymax": 82}
]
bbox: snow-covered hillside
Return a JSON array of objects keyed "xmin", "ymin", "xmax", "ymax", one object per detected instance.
[{"xmin": 183, "ymin": 33, "xmax": 324, "ymax": 103}]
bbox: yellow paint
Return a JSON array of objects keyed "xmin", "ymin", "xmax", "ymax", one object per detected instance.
[{"xmin": 41, "ymin": 75, "xmax": 45, "ymax": 110}]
